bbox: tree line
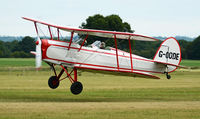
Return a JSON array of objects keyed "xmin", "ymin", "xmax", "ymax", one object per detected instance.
[
  {"xmin": 133, "ymin": 36, "xmax": 200, "ymax": 60},
  {"xmin": 0, "ymin": 36, "xmax": 35, "ymax": 58},
  {"xmin": 0, "ymin": 35, "xmax": 199, "ymax": 59},
  {"xmin": 0, "ymin": 14, "xmax": 199, "ymax": 59},
  {"xmin": 80, "ymin": 14, "xmax": 200, "ymax": 60}
]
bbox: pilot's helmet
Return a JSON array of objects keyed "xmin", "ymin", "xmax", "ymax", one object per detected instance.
[{"xmin": 100, "ymin": 42, "xmax": 105, "ymax": 49}]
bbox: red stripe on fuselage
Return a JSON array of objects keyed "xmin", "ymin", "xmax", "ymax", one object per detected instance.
[
  {"xmin": 42, "ymin": 39, "xmax": 165, "ymax": 74},
  {"xmin": 43, "ymin": 57, "xmax": 163, "ymax": 74},
  {"xmin": 47, "ymin": 39, "xmax": 155, "ymax": 63}
]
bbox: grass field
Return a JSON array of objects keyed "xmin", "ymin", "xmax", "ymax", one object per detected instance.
[
  {"xmin": 180, "ymin": 60, "xmax": 200, "ymax": 68},
  {"xmin": 0, "ymin": 58, "xmax": 200, "ymax": 68},
  {"xmin": 0, "ymin": 58, "xmax": 200, "ymax": 119},
  {"xmin": 0, "ymin": 58, "xmax": 48, "ymax": 68}
]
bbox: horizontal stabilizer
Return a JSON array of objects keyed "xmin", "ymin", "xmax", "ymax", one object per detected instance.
[
  {"xmin": 30, "ymin": 51, "xmax": 36, "ymax": 55},
  {"xmin": 154, "ymin": 61, "xmax": 187, "ymax": 69}
]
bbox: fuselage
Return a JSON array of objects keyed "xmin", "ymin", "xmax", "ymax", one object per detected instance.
[{"xmin": 41, "ymin": 39, "xmax": 175, "ymax": 75}]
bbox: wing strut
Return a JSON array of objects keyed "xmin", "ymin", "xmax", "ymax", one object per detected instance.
[
  {"xmin": 114, "ymin": 35, "xmax": 119, "ymax": 71},
  {"xmin": 78, "ymin": 34, "xmax": 88, "ymax": 51},
  {"xmin": 68, "ymin": 31, "xmax": 74, "ymax": 50},
  {"xmin": 128, "ymin": 36, "xmax": 133, "ymax": 72},
  {"xmin": 48, "ymin": 26, "xmax": 53, "ymax": 40},
  {"xmin": 57, "ymin": 28, "xmax": 60, "ymax": 40},
  {"xmin": 34, "ymin": 22, "xmax": 39, "ymax": 35},
  {"xmin": 22, "ymin": 17, "xmax": 159, "ymax": 41}
]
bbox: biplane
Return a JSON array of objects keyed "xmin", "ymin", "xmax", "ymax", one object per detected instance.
[{"xmin": 22, "ymin": 17, "xmax": 182, "ymax": 95}]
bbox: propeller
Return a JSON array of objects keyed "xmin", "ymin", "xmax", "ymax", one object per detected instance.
[{"xmin": 35, "ymin": 36, "xmax": 42, "ymax": 69}]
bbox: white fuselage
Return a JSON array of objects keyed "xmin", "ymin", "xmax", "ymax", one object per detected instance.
[{"xmin": 42, "ymin": 40, "xmax": 175, "ymax": 75}]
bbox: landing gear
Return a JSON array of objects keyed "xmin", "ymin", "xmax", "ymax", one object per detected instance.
[
  {"xmin": 48, "ymin": 64, "xmax": 83, "ymax": 95},
  {"xmin": 165, "ymin": 66, "xmax": 171, "ymax": 80},
  {"xmin": 165, "ymin": 72, "xmax": 171, "ymax": 80},
  {"xmin": 48, "ymin": 76, "xmax": 59, "ymax": 89},
  {"xmin": 166, "ymin": 74, "xmax": 171, "ymax": 79},
  {"xmin": 70, "ymin": 82, "xmax": 83, "ymax": 95}
]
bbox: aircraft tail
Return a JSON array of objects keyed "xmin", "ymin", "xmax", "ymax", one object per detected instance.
[{"xmin": 153, "ymin": 37, "xmax": 181, "ymax": 66}]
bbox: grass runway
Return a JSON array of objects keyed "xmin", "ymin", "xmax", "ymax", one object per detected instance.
[{"xmin": 0, "ymin": 58, "xmax": 200, "ymax": 119}]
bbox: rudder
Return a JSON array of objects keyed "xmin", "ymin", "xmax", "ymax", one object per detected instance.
[{"xmin": 153, "ymin": 37, "xmax": 181, "ymax": 66}]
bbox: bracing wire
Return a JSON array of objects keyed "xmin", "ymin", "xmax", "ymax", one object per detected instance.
[{"xmin": 37, "ymin": 24, "xmax": 47, "ymax": 39}]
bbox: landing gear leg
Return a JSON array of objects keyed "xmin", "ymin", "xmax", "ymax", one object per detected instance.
[
  {"xmin": 70, "ymin": 81, "xmax": 83, "ymax": 95},
  {"xmin": 48, "ymin": 64, "xmax": 64, "ymax": 89},
  {"xmin": 70, "ymin": 68, "xmax": 83, "ymax": 95},
  {"xmin": 48, "ymin": 64, "xmax": 83, "ymax": 94},
  {"xmin": 165, "ymin": 72, "xmax": 171, "ymax": 80},
  {"xmin": 60, "ymin": 65, "xmax": 83, "ymax": 95},
  {"xmin": 48, "ymin": 76, "xmax": 59, "ymax": 89},
  {"xmin": 164, "ymin": 66, "xmax": 171, "ymax": 80}
]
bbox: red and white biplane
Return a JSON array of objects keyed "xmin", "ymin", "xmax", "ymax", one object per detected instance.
[{"xmin": 23, "ymin": 17, "xmax": 182, "ymax": 95}]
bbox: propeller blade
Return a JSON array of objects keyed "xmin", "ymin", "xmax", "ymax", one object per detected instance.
[{"xmin": 35, "ymin": 36, "xmax": 42, "ymax": 69}]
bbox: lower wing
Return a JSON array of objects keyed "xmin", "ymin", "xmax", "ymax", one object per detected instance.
[{"xmin": 75, "ymin": 66, "xmax": 160, "ymax": 79}]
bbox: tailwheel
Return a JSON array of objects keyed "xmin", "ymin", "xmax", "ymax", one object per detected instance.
[
  {"xmin": 167, "ymin": 74, "xmax": 171, "ymax": 79},
  {"xmin": 48, "ymin": 76, "xmax": 60, "ymax": 89},
  {"xmin": 165, "ymin": 72, "xmax": 171, "ymax": 80},
  {"xmin": 165, "ymin": 66, "xmax": 171, "ymax": 80},
  {"xmin": 70, "ymin": 81, "xmax": 83, "ymax": 95}
]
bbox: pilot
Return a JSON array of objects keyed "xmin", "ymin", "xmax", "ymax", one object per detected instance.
[{"xmin": 100, "ymin": 42, "xmax": 105, "ymax": 49}]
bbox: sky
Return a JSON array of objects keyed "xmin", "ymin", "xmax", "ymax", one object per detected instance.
[{"xmin": 0, "ymin": 0, "xmax": 200, "ymax": 37}]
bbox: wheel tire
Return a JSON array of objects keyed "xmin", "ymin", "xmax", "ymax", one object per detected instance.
[
  {"xmin": 70, "ymin": 82, "xmax": 83, "ymax": 95},
  {"xmin": 167, "ymin": 75, "xmax": 171, "ymax": 79},
  {"xmin": 48, "ymin": 76, "xmax": 59, "ymax": 89}
]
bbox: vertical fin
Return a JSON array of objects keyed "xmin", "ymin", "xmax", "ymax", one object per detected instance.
[{"xmin": 153, "ymin": 37, "xmax": 181, "ymax": 66}]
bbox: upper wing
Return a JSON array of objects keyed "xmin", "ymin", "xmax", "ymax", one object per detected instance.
[{"xmin": 22, "ymin": 17, "xmax": 159, "ymax": 41}]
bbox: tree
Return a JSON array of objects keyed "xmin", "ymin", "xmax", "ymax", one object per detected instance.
[
  {"xmin": 187, "ymin": 36, "xmax": 200, "ymax": 59},
  {"xmin": 80, "ymin": 14, "xmax": 133, "ymax": 46},
  {"xmin": 0, "ymin": 41, "xmax": 11, "ymax": 57},
  {"xmin": 19, "ymin": 36, "xmax": 35, "ymax": 53},
  {"xmin": 0, "ymin": 41, "xmax": 5, "ymax": 57},
  {"xmin": 133, "ymin": 40, "xmax": 162, "ymax": 59},
  {"xmin": 178, "ymin": 40, "xmax": 190, "ymax": 59},
  {"xmin": 12, "ymin": 36, "xmax": 35, "ymax": 55},
  {"xmin": 81, "ymin": 14, "xmax": 109, "ymax": 30},
  {"xmin": 105, "ymin": 15, "xmax": 133, "ymax": 32},
  {"xmin": 11, "ymin": 51, "xmax": 29, "ymax": 58},
  {"xmin": 9, "ymin": 36, "xmax": 35, "ymax": 58}
]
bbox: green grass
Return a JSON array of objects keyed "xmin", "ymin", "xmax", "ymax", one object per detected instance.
[
  {"xmin": 0, "ymin": 58, "xmax": 200, "ymax": 119},
  {"xmin": 0, "ymin": 69, "xmax": 200, "ymax": 118},
  {"xmin": 0, "ymin": 58, "xmax": 200, "ymax": 68},
  {"xmin": 180, "ymin": 60, "xmax": 200, "ymax": 68},
  {"xmin": 0, "ymin": 58, "xmax": 48, "ymax": 67},
  {"xmin": 0, "ymin": 58, "xmax": 35, "ymax": 67}
]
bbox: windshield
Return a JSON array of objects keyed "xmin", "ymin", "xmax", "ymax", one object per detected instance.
[{"xmin": 91, "ymin": 41, "xmax": 101, "ymax": 48}]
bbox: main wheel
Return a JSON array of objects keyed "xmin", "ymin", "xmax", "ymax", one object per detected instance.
[
  {"xmin": 48, "ymin": 76, "xmax": 59, "ymax": 89},
  {"xmin": 70, "ymin": 81, "xmax": 83, "ymax": 95}
]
